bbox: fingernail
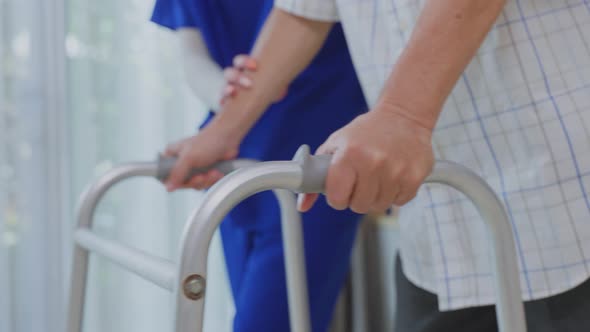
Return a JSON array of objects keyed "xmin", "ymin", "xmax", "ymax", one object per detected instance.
[{"xmin": 239, "ymin": 76, "xmax": 252, "ymax": 87}]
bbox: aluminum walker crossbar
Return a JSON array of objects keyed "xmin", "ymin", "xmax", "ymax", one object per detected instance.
[{"xmin": 67, "ymin": 145, "xmax": 527, "ymax": 332}]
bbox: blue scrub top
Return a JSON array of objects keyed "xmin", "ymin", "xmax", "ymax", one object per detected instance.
[{"xmin": 152, "ymin": 0, "xmax": 367, "ymax": 230}]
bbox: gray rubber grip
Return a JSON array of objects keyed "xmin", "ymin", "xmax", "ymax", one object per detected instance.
[
  {"xmin": 292, "ymin": 145, "xmax": 332, "ymax": 193},
  {"xmin": 156, "ymin": 155, "xmax": 243, "ymax": 182}
]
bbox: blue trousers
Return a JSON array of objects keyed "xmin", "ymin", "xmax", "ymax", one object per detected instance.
[{"xmin": 220, "ymin": 193, "xmax": 361, "ymax": 332}]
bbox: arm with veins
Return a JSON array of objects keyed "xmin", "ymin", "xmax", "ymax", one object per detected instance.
[{"xmin": 177, "ymin": 28, "xmax": 224, "ymax": 112}]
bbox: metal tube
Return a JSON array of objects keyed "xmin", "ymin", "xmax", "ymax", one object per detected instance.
[
  {"xmin": 69, "ymin": 149, "xmax": 525, "ymax": 332},
  {"xmin": 74, "ymin": 229, "xmax": 175, "ymax": 290},
  {"xmin": 76, "ymin": 162, "xmax": 159, "ymax": 228},
  {"xmin": 68, "ymin": 162, "xmax": 158, "ymax": 332},
  {"xmin": 69, "ymin": 160, "xmax": 313, "ymax": 332},
  {"xmin": 350, "ymin": 219, "xmax": 370, "ymax": 332},
  {"xmin": 174, "ymin": 162, "xmax": 304, "ymax": 332},
  {"xmin": 276, "ymin": 189, "xmax": 311, "ymax": 332},
  {"xmin": 426, "ymin": 161, "xmax": 526, "ymax": 332},
  {"xmin": 174, "ymin": 156, "xmax": 526, "ymax": 332}
]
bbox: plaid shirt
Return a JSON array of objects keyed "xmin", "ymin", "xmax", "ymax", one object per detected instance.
[{"xmin": 276, "ymin": 0, "xmax": 590, "ymax": 310}]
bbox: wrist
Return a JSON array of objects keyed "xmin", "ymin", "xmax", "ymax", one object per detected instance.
[
  {"xmin": 374, "ymin": 98, "xmax": 438, "ymax": 133},
  {"xmin": 203, "ymin": 113, "xmax": 245, "ymax": 150},
  {"xmin": 208, "ymin": 88, "xmax": 272, "ymax": 146},
  {"xmin": 376, "ymin": 62, "xmax": 446, "ymax": 132}
]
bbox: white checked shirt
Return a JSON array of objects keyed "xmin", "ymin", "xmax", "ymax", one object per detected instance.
[{"xmin": 276, "ymin": 0, "xmax": 590, "ymax": 310}]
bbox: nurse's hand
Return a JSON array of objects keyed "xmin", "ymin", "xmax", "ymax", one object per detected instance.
[
  {"xmin": 163, "ymin": 125, "xmax": 239, "ymax": 191},
  {"xmin": 221, "ymin": 55, "xmax": 287, "ymax": 105},
  {"xmin": 297, "ymin": 108, "xmax": 435, "ymax": 214}
]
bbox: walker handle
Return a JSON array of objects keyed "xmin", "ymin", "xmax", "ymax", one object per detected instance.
[
  {"xmin": 293, "ymin": 145, "xmax": 332, "ymax": 193},
  {"xmin": 157, "ymin": 145, "xmax": 333, "ymax": 188},
  {"xmin": 292, "ymin": 144, "xmax": 526, "ymax": 332},
  {"xmin": 156, "ymin": 156, "xmax": 246, "ymax": 182}
]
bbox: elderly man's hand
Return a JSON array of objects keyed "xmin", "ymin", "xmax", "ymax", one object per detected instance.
[
  {"xmin": 163, "ymin": 125, "xmax": 239, "ymax": 191},
  {"xmin": 298, "ymin": 107, "xmax": 435, "ymax": 214}
]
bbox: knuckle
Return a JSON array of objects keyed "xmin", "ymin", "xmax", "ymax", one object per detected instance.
[
  {"xmin": 387, "ymin": 165, "xmax": 403, "ymax": 183},
  {"xmin": 330, "ymin": 155, "xmax": 348, "ymax": 171},
  {"xmin": 371, "ymin": 150, "xmax": 388, "ymax": 165},
  {"xmin": 342, "ymin": 141, "xmax": 364, "ymax": 159},
  {"xmin": 363, "ymin": 150, "xmax": 388, "ymax": 172}
]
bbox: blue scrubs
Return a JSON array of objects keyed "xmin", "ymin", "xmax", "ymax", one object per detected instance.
[{"xmin": 152, "ymin": 1, "xmax": 367, "ymax": 331}]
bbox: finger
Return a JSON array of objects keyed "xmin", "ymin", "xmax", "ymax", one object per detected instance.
[
  {"xmin": 233, "ymin": 55, "xmax": 257, "ymax": 71},
  {"xmin": 223, "ymin": 68, "xmax": 242, "ymax": 85},
  {"xmin": 165, "ymin": 155, "xmax": 193, "ymax": 191},
  {"xmin": 315, "ymin": 139, "xmax": 351, "ymax": 209},
  {"xmin": 372, "ymin": 182, "xmax": 400, "ymax": 213},
  {"xmin": 393, "ymin": 183, "xmax": 419, "ymax": 206},
  {"xmin": 349, "ymin": 165, "xmax": 379, "ymax": 214},
  {"xmin": 222, "ymin": 85, "xmax": 237, "ymax": 99},
  {"xmin": 372, "ymin": 169, "xmax": 401, "ymax": 212},
  {"xmin": 181, "ymin": 169, "xmax": 224, "ymax": 190},
  {"xmin": 393, "ymin": 175, "xmax": 420, "ymax": 206},
  {"xmin": 325, "ymin": 154, "xmax": 357, "ymax": 210},
  {"xmin": 395, "ymin": 164, "xmax": 430, "ymax": 205},
  {"xmin": 224, "ymin": 68, "xmax": 253, "ymax": 88},
  {"xmin": 297, "ymin": 193, "xmax": 319, "ymax": 212},
  {"xmin": 238, "ymin": 75, "xmax": 252, "ymax": 88},
  {"xmin": 183, "ymin": 174, "xmax": 206, "ymax": 190},
  {"xmin": 199, "ymin": 170, "xmax": 225, "ymax": 189}
]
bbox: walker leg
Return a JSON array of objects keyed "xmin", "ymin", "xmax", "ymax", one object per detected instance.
[
  {"xmin": 277, "ymin": 189, "xmax": 311, "ymax": 332},
  {"xmin": 67, "ymin": 246, "xmax": 89, "ymax": 332},
  {"xmin": 350, "ymin": 219, "xmax": 370, "ymax": 332}
]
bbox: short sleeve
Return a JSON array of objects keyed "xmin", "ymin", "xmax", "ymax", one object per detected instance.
[
  {"xmin": 151, "ymin": 0, "xmax": 198, "ymax": 30},
  {"xmin": 274, "ymin": 0, "xmax": 340, "ymax": 22}
]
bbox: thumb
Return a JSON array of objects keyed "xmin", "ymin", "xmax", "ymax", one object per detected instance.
[{"xmin": 297, "ymin": 193, "xmax": 319, "ymax": 212}]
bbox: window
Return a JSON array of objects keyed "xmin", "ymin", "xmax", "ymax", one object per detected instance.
[{"xmin": 1, "ymin": 1, "xmax": 233, "ymax": 331}]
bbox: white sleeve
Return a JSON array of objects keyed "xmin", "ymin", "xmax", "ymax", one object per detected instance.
[
  {"xmin": 178, "ymin": 28, "xmax": 225, "ymax": 112},
  {"xmin": 274, "ymin": 0, "xmax": 340, "ymax": 22}
]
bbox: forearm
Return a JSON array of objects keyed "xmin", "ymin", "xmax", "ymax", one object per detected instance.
[
  {"xmin": 377, "ymin": 0, "xmax": 506, "ymax": 129},
  {"xmin": 206, "ymin": 8, "xmax": 334, "ymax": 144},
  {"xmin": 178, "ymin": 29, "xmax": 225, "ymax": 111}
]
